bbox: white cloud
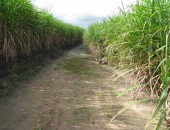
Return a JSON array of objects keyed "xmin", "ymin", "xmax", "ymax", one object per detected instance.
[{"xmin": 31, "ymin": 0, "xmax": 136, "ymax": 27}]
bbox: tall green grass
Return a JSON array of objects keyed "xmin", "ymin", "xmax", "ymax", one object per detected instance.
[
  {"xmin": 0, "ymin": 0, "xmax": 83, "ymax": 60},
  {"xmin": 84, "ymin": 0, "xmax": 170, "ymax": 128}
]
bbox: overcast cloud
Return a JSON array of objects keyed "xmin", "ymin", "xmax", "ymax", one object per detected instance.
[{"xmin": 31, "ymin": 0, "xmax": 136, "ymax": 28}]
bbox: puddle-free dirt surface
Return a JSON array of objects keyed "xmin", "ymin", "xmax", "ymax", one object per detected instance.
[{"xmin": 0, "ymin": 45, "xmax": 156, "ymax": 130}]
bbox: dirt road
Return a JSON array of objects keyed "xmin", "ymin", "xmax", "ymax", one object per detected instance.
[{"xmin": 0, "ymin": 45, "xmax": 155, "ymax": 130}]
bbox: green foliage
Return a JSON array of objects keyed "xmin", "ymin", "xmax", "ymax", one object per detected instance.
[
  {"xmin": 84, "ymin": 0, "xmax": 170, "ymax": 128},
  {"xmin": 0, "ymin": 0, "xmax": 84, "ymax": 60}
]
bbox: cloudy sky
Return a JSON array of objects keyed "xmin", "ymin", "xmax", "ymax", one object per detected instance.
[{"xmin": 31, "ymin": 0, "xmax": 136, "ymax": 28}]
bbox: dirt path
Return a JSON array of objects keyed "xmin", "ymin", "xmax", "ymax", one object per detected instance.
[{"xmin": 0, "ymin": 45, "xmax": 156, "ymax": 130}]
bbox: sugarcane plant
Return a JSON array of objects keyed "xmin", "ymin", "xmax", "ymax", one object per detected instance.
[
  {"xmin": 0, "ymin": 0, "xmax": 84, "ymax": 61},
  {"xmin": 84, "ymin": 0, "xmax": 170, "ymax": 129}
]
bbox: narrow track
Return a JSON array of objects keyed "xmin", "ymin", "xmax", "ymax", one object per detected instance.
[{"xmin": 0, "ymin": 45, "xmax": 155, "ymax": 130}]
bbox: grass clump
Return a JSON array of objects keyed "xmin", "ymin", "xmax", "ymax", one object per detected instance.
[
  {"xmin": 64, "ymin": 57, "xmax": 96, "ymax": 76},
  {"xmin": 73, "ymin": 107, "xmax": 91, "ymax": 121},
  {"xmin": 84, "ymin": 0, "xmax": 170, "ymax": 129}
]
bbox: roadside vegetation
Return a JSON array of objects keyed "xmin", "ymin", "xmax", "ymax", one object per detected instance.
[
  {"xmin": 0, "ymin": 0, "xmax": 83, "ymax": 96},
  {"xmin": 84, "ymin": 0, "xmax": 170, "ymax": 129},
  {"xmin": 0, "ymin": 0, "xmax": 83, "ymax": 60}
]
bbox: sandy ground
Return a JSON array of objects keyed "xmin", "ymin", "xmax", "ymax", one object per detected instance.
[{"xmin": 0, "ymin": 45, "xmax": 157, "ymax": 130}]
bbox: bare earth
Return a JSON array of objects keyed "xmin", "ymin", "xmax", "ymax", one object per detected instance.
[{"xmin": 0, "ymin": 45, "xmax": 156, "ymax": 130}]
